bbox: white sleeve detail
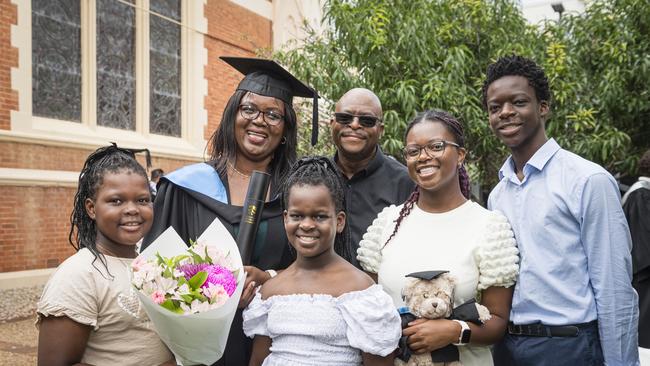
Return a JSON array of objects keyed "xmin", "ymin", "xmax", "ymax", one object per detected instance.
[
  {"xmin": 242, "ymin": 293, "xmax": 270, "ymax": 338},
  {"xmin": 356, "ymin": 205, "xmax": 399, "ymax": 274},
  {"xmin": 475, "ymin": 210, "xmax": 520, "ymax": 291},
  {"xmin": 338, "ymin": 285, "xmax": 401, "ymax": 356}
]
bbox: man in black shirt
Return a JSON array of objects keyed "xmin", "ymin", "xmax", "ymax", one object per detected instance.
[{"xmin": 330, "ymin": 88, "xmax": 415, "ymax": 268}]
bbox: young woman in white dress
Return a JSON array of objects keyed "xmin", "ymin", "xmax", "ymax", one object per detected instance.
[
  {"xmin": 244, "ymin": 157, "xmax": 401, "ymax": 366},
  {"xmin": 357, "ymin": 110, "xmax": 519, "ymax": 366}
]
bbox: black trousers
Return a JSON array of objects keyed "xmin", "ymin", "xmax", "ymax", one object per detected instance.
[{"xmin": 492, "ymin": 321, "xmax": 604, "ymax": 366}]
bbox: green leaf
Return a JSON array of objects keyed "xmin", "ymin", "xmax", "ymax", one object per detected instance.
[
  {"xmin": 188, "ymin": 271, "xmax": 208, "ymax": 290},
  {"xmin": 160, "ymin": 299, "xmax": 183, "ymax": 314}
]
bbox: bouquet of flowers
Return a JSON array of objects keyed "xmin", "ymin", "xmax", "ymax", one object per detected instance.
[
  {"xmin": 133, "ymin": 219, "xmax": 245, "ymax": 365},
  {"xmin": 132, "ymin": 239, "xmax": 239, "ymax": 315}
]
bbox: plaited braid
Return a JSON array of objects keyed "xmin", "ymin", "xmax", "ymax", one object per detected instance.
[
  {"xmin": 382, "ymin": 187, "xmax": 419, "ymax": 250},
  {"xmin": 281, "ymin": 156, "xmax": 354, "ymax": 263},
  {"xmin": 383, "ymin": 109, "xmax": 471, "ymax": 249},
  {"xmin": 69, "ymin": 143, "xmax": 149, "ymax": 275}
]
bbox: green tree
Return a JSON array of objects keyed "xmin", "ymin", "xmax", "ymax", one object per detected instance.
[
  {"xmin": 276, "ymin": 0, "xmax": 647, "ymax": 190},
  {"xmin": 276, "ymin": 0, "xmax": 545, "ymax": 189},
  {"xmin": 542, "ymin": 0, "xmax": 650, "ymax": 175}
]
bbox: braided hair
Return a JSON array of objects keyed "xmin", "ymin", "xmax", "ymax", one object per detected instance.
[
  {"xmin": 69, "ymin": 143, "xmax": 149, "ymax": 274},
  {"xmin": 383, "ymin": 110, "xmax": 471, "ymax": 249},
  {"xmin": 281, "ymin": 156, "xmax": 354, "ymax": 263},
  {"xmin": 481, "ymin": 55, "xmax": 551, "ymax": 108}
]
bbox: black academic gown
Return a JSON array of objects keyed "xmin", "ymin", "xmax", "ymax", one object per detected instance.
[
  {"xmin": 622, "ymin": 187, "xmax": 650, "ymax": 348},
  {"xmin": 142, "ymin": 161, "xmax": 294, "ymax": 366}
]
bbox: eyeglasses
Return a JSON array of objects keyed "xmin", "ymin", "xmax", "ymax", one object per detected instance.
[
  {"xmin": 402, "ymin": 140, "xmax": 461, "ymax": 161},
  {"xmin": 239, "ymin": 104, "xmax": 284, "ymax": 125},
  {"xmin": 334, "ymin": 112, "xmax": 382, "ymax": 128}
]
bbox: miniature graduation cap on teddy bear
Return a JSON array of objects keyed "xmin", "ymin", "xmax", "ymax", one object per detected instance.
[{"xmin": 396, "ymin": 271, "xmax": 491, "ymax": 366}]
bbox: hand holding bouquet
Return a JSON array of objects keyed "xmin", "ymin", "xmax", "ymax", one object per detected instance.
[{"xmin": 133, "ymin": 219, "xmax": 245, "ymax": 365}]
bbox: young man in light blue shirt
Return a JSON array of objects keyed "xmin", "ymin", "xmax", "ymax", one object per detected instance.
[{"xmin": 484, "ymin": 55, "xmax": 639, "ymax": 365}]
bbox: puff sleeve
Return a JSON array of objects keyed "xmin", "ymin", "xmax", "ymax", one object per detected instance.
[
  {"xmin": 356, "ymin": 205, "xmax": 399, "ymax": 273},
  {"xmin": 242, "ymin": 293, "xmax": 271, "ymax": 338},
  {"xmin": 474, "ymin": 211, "xmax": 519, "ymax": 291},
  {"xmin": 338, "ymin": 285, "xmax": 401, "ymax": 356},
  {"xmin": 36, "ymin": 254, "xmax": 99, "ymax": 330}
]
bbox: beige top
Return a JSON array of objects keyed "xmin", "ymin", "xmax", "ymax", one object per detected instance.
[{"xmin": 37, "ymin": 248, "xmax": 173, "ymax": 365}]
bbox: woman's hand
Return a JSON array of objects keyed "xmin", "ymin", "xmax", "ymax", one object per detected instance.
[
  {"xmin": 238, "ymin": 266, "xmax": 271, "ymax": 309},
  {"xmin": 402, "ymin": 318, "xmax": 460, "ymax": 354}
]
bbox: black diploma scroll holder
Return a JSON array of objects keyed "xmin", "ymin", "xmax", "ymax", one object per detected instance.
[{"xmin": 236, "ymin": 171, "xmax": 271, "ymax": 265}]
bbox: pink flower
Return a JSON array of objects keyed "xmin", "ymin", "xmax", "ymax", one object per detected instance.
[
  {"xmin": 151, "ymin": 290, "xmax": 166, "ymax": 304},
  {"xmin": 131, "ymin": 256, "xmax": 147, "ymax": 272},
  {"xmin": 178, "ymin": 263, "xmax": 237, "ymax": 296},
  {"xmin": 203, "ymin": 283, "xmax": 228, "ymax": 305}
]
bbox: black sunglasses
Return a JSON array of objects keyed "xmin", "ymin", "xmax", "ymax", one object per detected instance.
[{"xmin": 334, "ymin": 112, "xmax": 382, "ymax": 128}]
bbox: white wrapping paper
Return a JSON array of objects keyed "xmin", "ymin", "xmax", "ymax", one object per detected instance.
[{"xmin": 136, "ymin": 219, "xmax": 245, "ymax": 365}]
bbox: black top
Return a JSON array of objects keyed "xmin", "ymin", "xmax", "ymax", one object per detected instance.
[
  {"xmin": 334, "ymin": 147, "xmax": 415, "ymax": 268},
  {"xmin": 623, "ymin": 188, "xmax": 650, "ymax": 280},
  {"xmin": 622, "ymin": 185, "xmax": 650, "ymax": 348},
  {"xmin": 623, "ymin": 186, "xmax": 650, "ymax": 282},
  {"xmin": 141, "ymin": 160, "xmax": 294, "ymax": 366}
]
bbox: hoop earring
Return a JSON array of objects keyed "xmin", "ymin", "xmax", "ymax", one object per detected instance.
[{"xmin": 281, "ymin": 136, "xmax": 287, "ymax": 145}]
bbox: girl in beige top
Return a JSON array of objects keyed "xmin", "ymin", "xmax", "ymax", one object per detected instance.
[{"xmin": 37, "ymin": 145, "xmax": 174, "ymax": 366}]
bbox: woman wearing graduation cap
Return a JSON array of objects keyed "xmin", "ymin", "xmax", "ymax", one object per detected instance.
[{"xmin": 141, "ymin": 56, "xmax": 319, "ymax": 365}]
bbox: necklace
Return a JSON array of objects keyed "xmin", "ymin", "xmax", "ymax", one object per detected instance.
[{"xmin": 228, "ymin": 162, "xmax": 251, "ymax": 178}]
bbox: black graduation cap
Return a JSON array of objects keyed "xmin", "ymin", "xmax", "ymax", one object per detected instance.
[
  {"xmin": 220, "ymin": 56, "xmax": 320, "ymax": 146},
  {"xmin": 405, "ymin": 270, "xmax": 449, "ymax": 280}
]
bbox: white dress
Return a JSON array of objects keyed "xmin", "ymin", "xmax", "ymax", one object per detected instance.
[
  {"xmin": 357, "ymin": 201, "xmax": 519, "ymax": 366},
  {"xmin": 242, "ymin": 284, "xmax": 401, "ymax": 366}
]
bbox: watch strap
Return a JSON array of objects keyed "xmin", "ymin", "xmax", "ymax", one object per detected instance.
[{"xmin": 452, "ymin": 319, "xmax": 471, "ymax": 346}]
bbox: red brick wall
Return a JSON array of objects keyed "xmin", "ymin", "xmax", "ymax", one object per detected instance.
[
  {"xmin": 0, "ymin": 185, "xmax": 75, "ymax": 271},
  {"xmin": 0, "ymin": 142, "xmax": 199, "ymax": 272},
  {"xmin": 0, "ymin": 0, "xmax": 18, "ymax": 130},
  {"xmin": 0, "ymin": 1, "xmax": 273, "ymax": 272},
  {"xmin": 203, "ymin": 0, "xmax": 272, "ymax": 141},
  {"xmin": 0, "ymin": 141, "xmax": 196, "ymax": 173}
]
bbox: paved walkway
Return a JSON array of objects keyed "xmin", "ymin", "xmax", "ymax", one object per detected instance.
[
  {"xmin": 0, "ymin": 285, "xmax": 41, "ymax": 365},
  {"xmin": 0, "ymin": 318, "xmax": 37, "ymax": 365}
]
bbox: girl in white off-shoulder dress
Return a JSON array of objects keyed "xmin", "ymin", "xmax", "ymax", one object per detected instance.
[
  {"xmin": 357, "ymin": 110, "xmax": 519, "ymax": 366},
  {"xmin": 243, "ymin": 157, "xmax": 401, "ymax": 366}
]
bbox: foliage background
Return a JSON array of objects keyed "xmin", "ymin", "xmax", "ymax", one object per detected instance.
[{"xmin": 274, "ymin": 0, "xmax": 650, "ymax": 192}]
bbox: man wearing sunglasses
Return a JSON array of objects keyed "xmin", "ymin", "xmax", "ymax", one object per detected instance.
[{"xmin": 330, "ymin": 88, "xmax": 414, "ymax": 269}]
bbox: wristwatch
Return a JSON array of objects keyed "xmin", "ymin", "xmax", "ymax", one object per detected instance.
[
  {"xmin": 265, "ymin": 269, "xmax": 277, "ymax": 278},
  {"xmin": 452, "ymin": 320, "xmax": 471, "ymax": 346}
]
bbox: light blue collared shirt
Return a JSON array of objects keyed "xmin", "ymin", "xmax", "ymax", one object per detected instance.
[{"xmin": 488, "ymin": 139, "xmax": 639, "ymax": 365}]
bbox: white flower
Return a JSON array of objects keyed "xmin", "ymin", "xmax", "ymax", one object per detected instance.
[
  {"xmin": 203, "ymin": 283, "xmax": 228, "ymax": 306},
  {"xmin": 171, "ymin": 283, "xmax": 191, "ymax": 301},
  {"xmin": 208, "ymin": 247, "xmax": 236, "ymax": 270},
  {"xmin": 155, "ymin": 275, "xmax": 178, "ymax": 295},
  {"xmin": 189, "ymin": 299, "xmax": 211, "ymax": 313},
  {"xmin": 172, "ymin": 268, "xmax": 185, "ymax": 278},
  {"xmin": 179, "ymin": 298, "xmax": 211, "ymax": 314}
]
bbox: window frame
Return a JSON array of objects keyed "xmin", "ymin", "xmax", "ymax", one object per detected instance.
[{"xmin": 8, "ymin": 0, "xmax": 207, "ymax": 159}]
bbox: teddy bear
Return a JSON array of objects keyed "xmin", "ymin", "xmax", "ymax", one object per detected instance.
[{"xmin": 395, "ymin": 270, "xmax": 491, "ymax": 366}]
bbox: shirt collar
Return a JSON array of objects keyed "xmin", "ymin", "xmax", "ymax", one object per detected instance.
[
  {"xmin": 498, "ymin": 138, "xmax": 561, "ymax": 180},
  {"xmin": 333, "ymin": 146, "xmax": 385, "ymax": 177}
]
